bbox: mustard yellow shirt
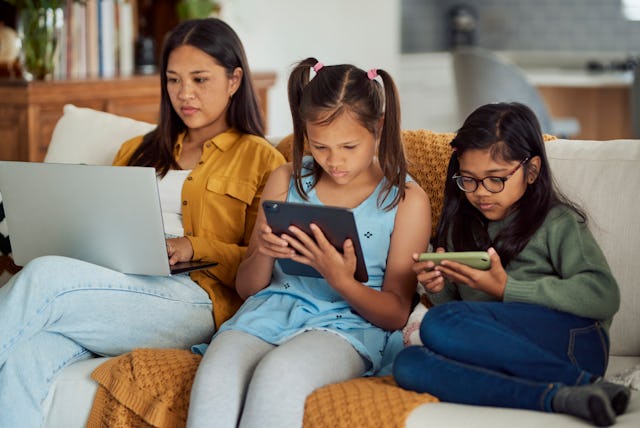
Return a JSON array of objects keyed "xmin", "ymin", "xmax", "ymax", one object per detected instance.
[{"xmin": 112, "ymin": 129, "xmax": 286, "ymax": 328}]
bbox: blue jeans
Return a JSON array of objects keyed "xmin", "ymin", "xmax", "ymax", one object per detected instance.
[
  {"xmin": 0, "ymin": 256, "xmax": 214, "ymax": 427},
  {"xmin": 393, "ymin": 301, "xmax": 609, "ymax": 412}
]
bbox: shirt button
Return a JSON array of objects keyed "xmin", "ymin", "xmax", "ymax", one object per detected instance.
[
  {"xmin": 198, "ymin": 161, "xmax": 204, "ymax": 165},
  {"xmin": 205, "ymin": 142, "xmax": 211, "ymax": 148},
  {"xmin": 182, "ymin": 201, "xmax": 188, "ymax": 206},
  {"xmin": 187, "ymin": 176, "xmax": 193, "ymax": 181}
]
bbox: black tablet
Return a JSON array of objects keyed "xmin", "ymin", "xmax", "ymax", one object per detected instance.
[{"xmin": 262, "ymin": 200, "xmax": 369, "ymax": 282}]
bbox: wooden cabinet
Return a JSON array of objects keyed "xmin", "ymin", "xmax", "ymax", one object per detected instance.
[
  {"xmin": 538, "ymin": 85, "xmax": 632, "ymax": 140},
  {"xmin": 0, "ymin": 72, "xmax": 276, "ymax": 162}
]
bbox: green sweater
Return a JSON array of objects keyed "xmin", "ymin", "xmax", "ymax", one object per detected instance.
[{"xmin": 429, "ymin": 205, "xmax": 620, "ymax": 331}]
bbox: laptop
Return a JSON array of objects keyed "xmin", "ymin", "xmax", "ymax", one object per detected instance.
[{"xmin": 0, "ymin": 161, "xmax": 217, "ymax": 276}]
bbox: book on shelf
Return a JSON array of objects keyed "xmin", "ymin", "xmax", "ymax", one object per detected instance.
[
  {"xmin": 53, "ymin": 0, "xmax": 137, "ymax": 79},
  {"xmin": 86, "ymin": 0, "xmax": 100, "ymax": 77},
  {"xmin": 118, "ymin": 0, "xmax": 134, "ymax": 77},
  {"xmin": 98, "ymin": 0, "xmax": 116, "ymax": 78}
]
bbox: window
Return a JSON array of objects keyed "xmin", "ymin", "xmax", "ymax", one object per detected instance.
[{"xmin": 623, "ymin": 0, "xmax": 640, "ymax": 20}]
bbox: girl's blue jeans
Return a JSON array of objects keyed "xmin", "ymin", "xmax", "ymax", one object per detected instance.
[
  {"xmin": 0, "ymin": 256, "xmax": 214, "ymax": 427},
  {"xmin": 392, "ymin": 301, "xmax": 609, "ymax": 412}
]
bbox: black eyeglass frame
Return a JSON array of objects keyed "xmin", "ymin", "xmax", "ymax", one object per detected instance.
[{"xmin": 452, "ymin": 157, "xmax": 531, "ymax": 194}]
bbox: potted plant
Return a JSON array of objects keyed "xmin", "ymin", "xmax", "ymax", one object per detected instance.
[
  {"xmin": 176, "ymin": 0, "xmax": 220, "ymax": 21},
  {"xmin": 6, "ymin": 0, "xmax": 86, "ymax": 80}
]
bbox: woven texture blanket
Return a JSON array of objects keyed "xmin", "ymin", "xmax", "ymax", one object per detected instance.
[
  {"xmin": 89, "ymin": 349, "xmax": 438, "ymax": 428},
  {"xmin": 89, "ymin": 349, "xmax": 201, "ymax": 428},
  {"xmin": 303, "ymin": 375, "xmax": 439, "ymax": 428}
]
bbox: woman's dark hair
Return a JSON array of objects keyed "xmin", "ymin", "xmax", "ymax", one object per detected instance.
[
  {"xmin": 287, "ymin": 57, "xmax": 406, "ymax": 209},
  {"xmin": 127, "ymin": 18, "xmax": 264, "ymax": 176},
  {"xmin": 435, "ymin": 102, "xmax": 586, "ymax": 266}
]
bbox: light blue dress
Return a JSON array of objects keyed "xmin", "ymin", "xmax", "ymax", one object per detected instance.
[{"xmin": 216, "ymin": 157, "xmax": 401, "ymax": 374}]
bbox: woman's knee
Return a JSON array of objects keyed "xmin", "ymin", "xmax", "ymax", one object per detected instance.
[{"xmin": 17, "ymin": 256, "xmax": 88, "ymax": 284}]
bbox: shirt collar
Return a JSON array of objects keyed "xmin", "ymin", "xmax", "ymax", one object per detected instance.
[{"xmin": 174, "ymin": 128, "xmax": 242, "ymax": 158}]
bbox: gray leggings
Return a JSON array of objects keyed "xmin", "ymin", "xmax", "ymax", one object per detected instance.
[{"xmin": 187, "ymin": 329, "xmax": 366, "ymax": 428}]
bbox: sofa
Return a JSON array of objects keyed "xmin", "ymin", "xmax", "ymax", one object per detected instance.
[{"xmin": 1, "ymin": 104, "xmax": 639, "ymax": 427}]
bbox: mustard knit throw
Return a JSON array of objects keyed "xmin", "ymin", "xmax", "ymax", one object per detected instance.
[
  {"xmin": 89, "ymin": 350, "xmax": 438, "ymax": 428},
  {"xmin": 303, "ymin": 376, "xmax": 439, "ymax": 428},
  {"xmin": 89, "ymin": 349, "xmax": 201, "ymax": 428}
]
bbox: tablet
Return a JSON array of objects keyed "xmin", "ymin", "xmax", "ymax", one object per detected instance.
[{"xmin": 262, "ymin": 200, "xmax": 369, "ymax": 282}]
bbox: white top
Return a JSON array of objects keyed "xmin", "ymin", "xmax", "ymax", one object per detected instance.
[{"xmin": 157, "ymin": 169, "xmax": 191, "ymax": 237}]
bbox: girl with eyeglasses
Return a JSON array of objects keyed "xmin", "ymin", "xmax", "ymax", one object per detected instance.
[{"xmin": 393, "ymin": 102, "xmax": 630, "ymax": 426}]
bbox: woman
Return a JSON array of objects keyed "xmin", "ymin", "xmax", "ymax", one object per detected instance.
[{"xmin": 0, "ymin": 18, "xmax": 285, "ymax": 427}]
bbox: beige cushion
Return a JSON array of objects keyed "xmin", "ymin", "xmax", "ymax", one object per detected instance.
[
  {"xmin": 44, "ymin": 104, "xmax": 156, "ymax": 165},
  {"xmin": 546, "ymin": 138, "xmax": 640, "ymax": 356}
]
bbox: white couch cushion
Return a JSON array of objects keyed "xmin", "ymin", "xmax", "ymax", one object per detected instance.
[
  {"xmin": 44, "ymin": 104, "xmax": 156, "ymax": 166},
  {"xmin": 42, "ymin": 358, "xmax": 106, "ymax": 428},
  {"xmin": 546, "ymin": 139, "xmax": 640, "ymax": 356}
]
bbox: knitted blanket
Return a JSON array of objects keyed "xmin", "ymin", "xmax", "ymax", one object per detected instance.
[
  {"xmin": 89, "ymin": 349, "xmax": 438, "ymax": 428},
  {"xmin": 303, "ymin": 375, "xmax": 439, "ymax": 428},
  {"xmin": 88, "ymin": 349, "xmax": 201, "ymax": 428}
]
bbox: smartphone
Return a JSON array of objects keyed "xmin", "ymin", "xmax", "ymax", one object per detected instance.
[{"xmin": 418, "ymin": 251, "xmax": 491, "ymax": 270}]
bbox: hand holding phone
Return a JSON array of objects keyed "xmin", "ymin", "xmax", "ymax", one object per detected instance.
[{"xmin": 418, "ymin": 251, "xmax": 491, "ymax": 270}]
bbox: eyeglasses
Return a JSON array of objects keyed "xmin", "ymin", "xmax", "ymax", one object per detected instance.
[{"xmin": 452, "ymin": 157, "xmax": 530, "ymax": 193}]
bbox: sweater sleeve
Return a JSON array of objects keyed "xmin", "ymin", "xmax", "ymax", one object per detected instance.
[
  {"xmin": 503, "ymin": 208, "xmax": 620, "ymax": 323},
  {"xmin": 426, "ymin": 279, "xmax": 461, "ymax": 304}
]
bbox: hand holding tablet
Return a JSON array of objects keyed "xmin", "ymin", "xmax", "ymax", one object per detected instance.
[{"xmin": 262, "ymin": 200, "xmax": 369, "ymax": 282}]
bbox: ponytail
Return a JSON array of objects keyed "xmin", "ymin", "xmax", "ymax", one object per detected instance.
[
  {"xmin": 286, "ymin": 58, "xmax": 407, "ymax": 209},
  {"xmin": 287, "ymin": 57, "xmax": 318, "ymax": 199}
]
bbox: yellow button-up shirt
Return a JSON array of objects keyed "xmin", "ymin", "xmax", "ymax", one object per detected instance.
[{"xmin": 113, "ymin": 129, "xmax": 286, "ymax": 328}]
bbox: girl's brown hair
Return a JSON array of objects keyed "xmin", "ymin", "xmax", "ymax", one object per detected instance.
[{"xmin": 287, "ymin": 57, "xmax": 407, "ymax": 209}]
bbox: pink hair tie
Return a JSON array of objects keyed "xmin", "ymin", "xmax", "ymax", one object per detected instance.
[
  {"xmin": 313, "ymin": 62, "xmax": 324, "ymax": 72},
  {"xmin": 367, "ymin": 68, "xmax": 378, "ymax": 80}
]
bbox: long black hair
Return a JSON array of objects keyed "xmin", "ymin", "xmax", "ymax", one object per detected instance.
[
  {"xmin": 435, "ymin": 102, "xmax": 586, "ymax": 266},
  {"xmin": 127, "ymin": 18, "xmax": 264, "ymax": 176},
  {"xmin": 287, "ymin": 57, "xmax": 406, "ymax": 209}
]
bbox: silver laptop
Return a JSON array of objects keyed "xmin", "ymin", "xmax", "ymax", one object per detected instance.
[{"xmin": 0, "ymin": 161, "xmax": 216, "ymax": 276}]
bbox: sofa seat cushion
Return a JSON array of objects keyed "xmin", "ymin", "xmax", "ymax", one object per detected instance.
[
  {"xmin": 406, "ymin": 391, "xmax": 640, "ymax": 428},
  {"xmin": 45, "ymin": 355, "xmax": 639, "ymax": 428},
  {"xmin": 43, "ymin": 358, "xmax": 106, "ymax": 428}
]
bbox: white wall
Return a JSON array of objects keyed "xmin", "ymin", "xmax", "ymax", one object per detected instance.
[
  {"xmin": 398, "ymin": 52, "xmax": 459, "ymax": 133},
  {"xmin": 220, "ymin": 0, "xmax": 401, "ymax": 138}
]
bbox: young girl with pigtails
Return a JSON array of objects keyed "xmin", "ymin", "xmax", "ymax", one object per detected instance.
[{"xmin": 187, "ymin": 57, "xmax": 431, "ymax": 428}]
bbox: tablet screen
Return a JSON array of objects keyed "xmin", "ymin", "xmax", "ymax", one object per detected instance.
[{"xmin": 262, "ymin": 200, "xmax": 369, "ymax": 283}]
